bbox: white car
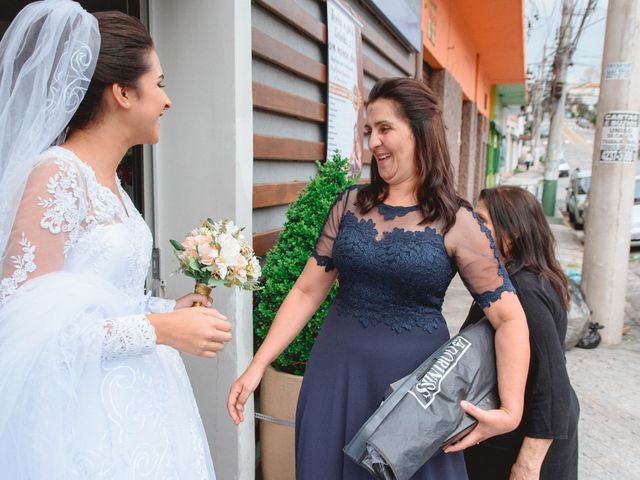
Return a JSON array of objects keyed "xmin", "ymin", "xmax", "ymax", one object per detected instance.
[
  {"xmin": 558, "ymin": 159, "xmax": 570, "ymax": 178},
  {"xmin": 583, "ymin": 175, "xmax": 640, "ymax": 245},
  {"xmin": 566, "ymin": 169, "xmax": 591, "ymax": 228}
]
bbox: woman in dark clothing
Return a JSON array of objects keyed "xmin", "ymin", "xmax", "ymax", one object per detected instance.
[
  {"xmin": 462, "ymin": 186, "xmax": 579, "ymax": 480},
  {"xmin": 228, "ymin": 79, "xmax": 532, "ymax": 479}
]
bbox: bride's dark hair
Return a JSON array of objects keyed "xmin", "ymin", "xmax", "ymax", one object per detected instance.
[
  {"xmin": 356, "ymin": 77, "xmax": 470, "ymax": 233},
  {"xmin": 68, "ymin": 11, "xmax": 153, "ymax": 131}
]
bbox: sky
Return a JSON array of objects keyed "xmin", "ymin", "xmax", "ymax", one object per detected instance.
[{"xmin": 525, "ymin": 0, "xmax": 610, "ymax": 85}]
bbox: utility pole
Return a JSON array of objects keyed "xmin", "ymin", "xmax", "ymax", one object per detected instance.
[
  {"xmin": 541, "ymin": 0, "xmax": 598, "ymax": 215},
  {"xmin": 541, "ymin": 0, "xmax": 572, "ymax": 216},
  {"xmin": 582, "ymin": 0, "xmax": 640, "ymax": 345},
  {"xmin": 530, "ymin": 45, "xmax": 548, "ymax": 166}
]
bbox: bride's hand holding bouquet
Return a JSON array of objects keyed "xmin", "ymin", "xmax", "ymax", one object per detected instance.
[
  {"xmin": 170, "ymin": 218, "xmax": 262, "ymax": 306},
  {"xmin": 146, "ymin": 218, "xmax": 260, "ymax": 359}
]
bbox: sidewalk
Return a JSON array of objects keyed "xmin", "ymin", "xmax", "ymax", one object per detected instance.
[{"xmin": 443, "ymin": 172, "xmax": 640, "ymax": 479}]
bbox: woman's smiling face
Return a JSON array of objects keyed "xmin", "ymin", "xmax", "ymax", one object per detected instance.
[
  {"xmin": 364, "ymin": 98, "xmax": 417, "ymax": 186},
  {"xmin": 126, "ymin": 49, "xmax": 172, "ymax": 145}
]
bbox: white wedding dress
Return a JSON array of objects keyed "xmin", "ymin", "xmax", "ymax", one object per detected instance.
[{"xmin": 0, "ymin": 146, "xmax": 216, "ymax": 479}]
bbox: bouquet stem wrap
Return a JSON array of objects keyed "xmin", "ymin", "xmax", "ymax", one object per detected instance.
[{"xmin": 193, "ymin": 283, "xmax": 212, "ymax": 307}]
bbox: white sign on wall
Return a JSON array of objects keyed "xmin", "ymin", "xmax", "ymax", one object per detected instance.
[
  {"xmin": 326, "ymin": 0, "xmax": 364, "ymax": 178},
  {"xmin": 604, "ymin": 63, "xmax": 631, "ymax": 81},
  {"xmin": 599, "ymin": 111, "xmax": 640, "ymax": 163}
]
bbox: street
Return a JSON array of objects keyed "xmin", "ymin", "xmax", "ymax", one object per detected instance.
[
  {"xmin": 562, "ymin": 118, "xmax": 595, "ymax": 172},
  {"xmin": 557, "ymin": 118, "xmax": 595, "ymax": 210}
]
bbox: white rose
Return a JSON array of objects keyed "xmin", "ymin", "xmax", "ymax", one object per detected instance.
[
  {"xmin": 219, "ymin": 233, "xmax": 241, "ymax": 266},
  {"xmin": 250, "ymin": 257, "xmax": 262, "ymax": 278},
  {"xmin": 216, "ymin": 261, "xmax": 228, "ymax": 279}
]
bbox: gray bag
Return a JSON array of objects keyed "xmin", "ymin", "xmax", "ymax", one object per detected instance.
[
  {"xmin": 344, "ymin": 319, "xmax": 498, "ymax": 480},
  {"xmin": 564, "ymin": 277, "xmax": 591, "ymax": 350}
]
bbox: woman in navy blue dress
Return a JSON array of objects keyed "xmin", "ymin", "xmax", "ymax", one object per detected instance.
[{"xmin": 228, "ymin": 78, "xmax": 531, "ymax": 479}]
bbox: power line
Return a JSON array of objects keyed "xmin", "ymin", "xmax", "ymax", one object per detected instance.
[{"xmin": 583, "ymin": 16, "xmax": 607, "ymax": 28}]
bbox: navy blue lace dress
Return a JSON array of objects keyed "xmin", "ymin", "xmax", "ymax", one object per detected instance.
[{"xmin": 295, "ymin": 185, "xmax": 514, "ymax": 479}]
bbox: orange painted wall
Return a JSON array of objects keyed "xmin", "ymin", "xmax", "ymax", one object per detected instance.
[
  {"xmin": 476, "ymin": 70, "xmax": 491, "ymax": 117},
  {"xmin": 422, "ymin": 0, "xmax": 449, "ymax": 69},
  {"xmin": 422, "ymin": 0, "xmax": 524, "ymax": 117},
  {"xmin": 423, "ymin": 0, "xmax": 488, "ymax": 115}
]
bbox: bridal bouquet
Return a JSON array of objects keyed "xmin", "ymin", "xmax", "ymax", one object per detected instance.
[{"xmin": 170, "ymin": 218, "xmax": 261, "ymax": 304}]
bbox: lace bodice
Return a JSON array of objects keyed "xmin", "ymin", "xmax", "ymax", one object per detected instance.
[
  {"xmin": 0, "ymin": 147, "xmax": 174, "ymax": 357},
  {"xmin": 313, "ymin": 185, "xmax": 514, "ymax": 333}
]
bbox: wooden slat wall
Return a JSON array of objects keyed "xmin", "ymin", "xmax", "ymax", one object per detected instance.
[
  {"xmin": 252, "ymin": 28, "xmax": 326, "ymax": 84},
  {"xmin": 363, "ymin": 56, "xmax": 396, "ymax": 83},
  {"xmin": 253, "ymin": 135, "xmax": 324, "ymax": 162},
  {"xmin": 253, "ymin": 227, "xmax": 285, "ymax": 258},
  {"xmin": 361, "ymin": 22, "xmax": 414, "ymax": 76},
  {"xmin": 253, "ymin": 82, "xmax": 325, "ymax": 122},
  {"xmin": 255, "ymin": 0, "xmax": 326, "ymax": 43},
  {"xmin": 254, "ymin": 181, "xmax": 311, "ymax": 209},
  {"xmin": 252, "ymin": 0, "xmax": 417, "ymax": 257}
]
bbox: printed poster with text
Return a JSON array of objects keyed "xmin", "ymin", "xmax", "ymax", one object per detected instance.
[
  {"xmin": 327, "ymin": 0, "xmax": 364, "ymax": 178},
  {"xmin": 599, "ymin": 111, "xmax": 640, "ymax": 163}
]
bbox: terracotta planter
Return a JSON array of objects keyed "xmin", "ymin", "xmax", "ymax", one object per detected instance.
[{"xmin": 258, "ymin": 365, "xmax": 303, "ymax": 480}]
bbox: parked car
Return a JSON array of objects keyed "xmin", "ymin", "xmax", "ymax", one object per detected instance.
[
  {"xmin": 540, "ymin": 122, "xmax": 550, "ymax": 138},
  {"xmin": 577, "ymin": 117, "xmax": 592, "ymax": 129},
  {"xmin": 559, "ymin": 158, "xmax": 571, "ymax": 177},
  {"xmin": 581, "ymin": 175, "xmax": 640, "ymax": 246},
  {"xmin": 566, "ymin": 169, "xmax": 591, "ymax": 228}
]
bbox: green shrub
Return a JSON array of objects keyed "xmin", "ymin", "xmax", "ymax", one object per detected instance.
[{"xmin": 253, "ymin": 153, "xmax": 354, "ymax": 375}]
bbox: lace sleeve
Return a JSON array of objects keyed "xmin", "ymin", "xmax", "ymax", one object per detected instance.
[
  {"xmin": 444, "ymin": 207, "xmax": 515, "ymax": 308},
  {"xmin": 312, "ymin": 185, "xmax": 358, "ymax": 272},
  {"xmin": 0, "ymin": 156, "xmax": 158, "ymax": 360},
  {"xmin": 102, "ymin": 315, "xmax": 157, "ymax": 360},
  {"xmin": 1, "ymin": 158, "xmax": 71, "ymax": 303},
  {"xmin": 146, "ymin": 296, "xmax": 176, "ymax": 313}
]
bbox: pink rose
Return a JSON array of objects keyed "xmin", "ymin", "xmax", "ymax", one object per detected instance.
[
  {"xmin": 182, "ymin": 236, "xmax": 197, "ymax": 249},
  {"xmin": 236, "ymin": 254, "xmax": 248, "ymax": 268},
  {"xmin": 197, "ymin": 243, "xmax": 218, "ymax": 260},
  {"xmin": 201, "ymin": 253, "xmax": 215, "ymax": 266},
  {"xmin": 194, "ymin": 234, "xmax": 213, "ymax": 246},
  {"xmin": 180, "ymin": 247, "xmax": 197, "ymax": 262}
]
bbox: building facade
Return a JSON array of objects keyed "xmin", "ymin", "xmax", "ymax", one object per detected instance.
[
  {"xmin": 0, "ymin": 1, "xmax": 526, "ymax": 478},
  {"xmin": 421, "ymin": 0, "xmax": 526, "ymax": 195}
]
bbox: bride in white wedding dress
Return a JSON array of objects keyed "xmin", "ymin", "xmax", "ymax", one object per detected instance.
[{"xmin": 0, "ymin": 2, "xmax": 230, "ymax": 478}]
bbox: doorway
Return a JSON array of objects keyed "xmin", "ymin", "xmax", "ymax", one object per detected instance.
[{"xmin": 0, "ymin": 0, "xmax": 149, "ymax": 218}]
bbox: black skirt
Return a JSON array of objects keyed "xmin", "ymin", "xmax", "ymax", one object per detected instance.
[{"xmin": 461, "ymin": 270, "xmax": 580, "ymax": 480}]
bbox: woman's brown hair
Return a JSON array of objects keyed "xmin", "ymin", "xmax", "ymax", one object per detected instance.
[
  {"xmin": 68, "ymin": 11, "xmax": 154, "ymax": 131},
  {"xmin": 357, "ymin": 77, "xmax": 470, "ymax": 233},
  {"xmin": 479, "ymin": 186, "xmax": 570, "ymax": 308}
]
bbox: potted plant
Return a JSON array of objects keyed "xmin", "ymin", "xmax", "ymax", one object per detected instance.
[{"xmin": 254, "ymin": 153, "xmax": 353, "ymax": 479}]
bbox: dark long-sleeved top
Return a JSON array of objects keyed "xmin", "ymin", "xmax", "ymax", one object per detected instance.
[{"xmin": 461, "ymin": 269, "xmax": 579, "ymax": 480}]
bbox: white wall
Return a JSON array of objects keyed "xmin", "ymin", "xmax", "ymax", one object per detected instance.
[{"xmin": 149, "ymin": 1, "xmax": 254, "ymax": 478}]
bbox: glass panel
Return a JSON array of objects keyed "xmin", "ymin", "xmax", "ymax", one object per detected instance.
[
  {"xmin": 118, "ymin": 149, "xmax": 136, "ymax": 201},
  {"xmin": 116, "ymin": 145, "xmax": 145, "ymax": 216},
  {"xmin": 577, "ymin": 177, "xmax": 590, "ymax": 195}
]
